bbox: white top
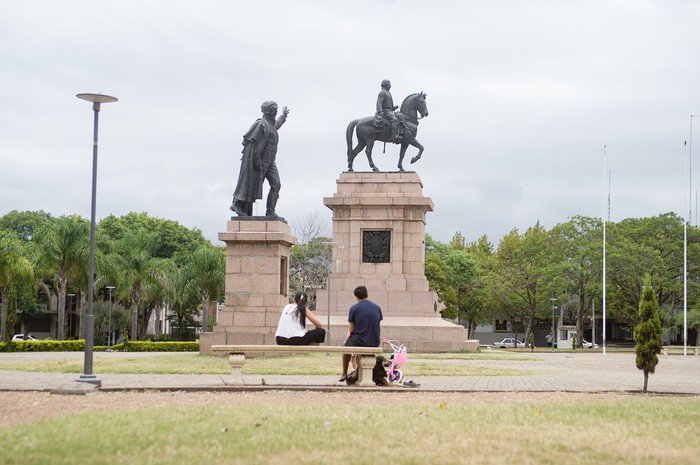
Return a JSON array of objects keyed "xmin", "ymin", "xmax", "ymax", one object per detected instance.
[{"xmin": 275, "ymin": 303, "xmax": 306, "ymax": 338}]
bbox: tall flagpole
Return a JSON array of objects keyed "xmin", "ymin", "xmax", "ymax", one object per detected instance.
[
  {"xmin": 602, "ymin": 146, "xmax": 607, "ymax": 355},
  {"xmin": 684, "ymin": 139, "xmax": 688, "ymax": 357},
  {"xmin": 687, "ymin": 114, "xmax": 698, "ymax": 356}
]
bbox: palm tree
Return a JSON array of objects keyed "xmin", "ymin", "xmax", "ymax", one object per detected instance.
[
  {"xmin": 184, "ymin": 245, "xmax": 225, "ymax": 332},
  {"xmin": 169, "ymin": 267, "xmax": 200, "ymax": 340},
  {"xmin": 110, "ymin": 231, "xmax": 166, "ymax": 340},
  {"xmin": 143, "ymin": 258, "xmax": 178, "ymax": 340},
  {"xmin": 0, "ymin": 232, "xmax": 34, "ymax": 341},
  {"xmin": 34, "ymin": 215, "xmax": 89, "ymax": 340}
]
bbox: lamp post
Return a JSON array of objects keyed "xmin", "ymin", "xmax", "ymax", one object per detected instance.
[
  {"xmin": 321, "ymin": 241, "xmax": 338, "ymax": 346},
  {"xmin": 550, "ymin": 298, "xmax": 557, "ymax": 352},
  {"xmin": 106, "ymin": 286, "xmax": 115, "ymax": 351},
  {"xmin": 76, "ymin": 92, "xmax": 118, "ymax": 387}
]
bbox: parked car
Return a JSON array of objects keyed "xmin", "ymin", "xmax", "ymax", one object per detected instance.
[
  {"xmin": 493, "ymin": 337, "xmax": 526, "ymax": 348},
  {"xmin": 581, "ymin": 339, "xmax": 598, "ymax": 349},
  {"xmin": 11, "ymin": 334, "xmax": 37, "ymax": 341}
]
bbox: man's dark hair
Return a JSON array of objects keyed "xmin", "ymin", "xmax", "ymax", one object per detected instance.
[{"xmin": 353, "ymin": 286, "xmax": 368, "ymax": 300}]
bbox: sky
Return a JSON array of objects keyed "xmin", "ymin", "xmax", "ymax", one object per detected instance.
[{"xmin": 2, "ymin": 1, "xmax": 700, "ymax": 247}]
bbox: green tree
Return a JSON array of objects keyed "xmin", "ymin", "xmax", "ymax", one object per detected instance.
[
  {"xmin": 93, "ymin": 298, "xmax": 128, "ymax": 345},
  {"xmin": 167, "ymin": 267, "xmax": 201, "ymax": 340},
  {"xmin": 0, "ymin": 231, "xmax": 34, "ymax": 341},
  {"xmin": 425, "ymin": 233, "xmax": 479, "ymax": 329},
  {"xmin": 0, "ymin": 210, "xmax": 54, "ymax": 241},
  {"xmin": 634, "ymin": 274, "xmax": 663, "ymax": 393},
  {"xmin": 425, "ymin": 235, "xmax": 457, "ymax": 317},
  {"xmin": 99, "ymin": 212, "xmax": 208, "ymax": 260},
  {"xmin": 488, "ymin": 223, "xmax": 552, "ymax": 344},
  {"xmin": 143, "ymin": 260, "xmax": 177, "ymax": 340},
  {"xmin": 289, "ymin": 212, "xmax": 332, "ymax": 303},
  {"xmin": 549, "ymin": 216, "xmax": 603, "ymax": 347},
  {"xmin": 109, "ymin": 230, "xmax": 166, "ymax": 340},
  {"xmin": 184, "ymin": 245, "xmax": 225, "ymax": 332},
  {"xmin": 607, "ymin": 214, "xmax": 695, "ymax": 325},
  {"xmin": 290, "ymin": 237, "xmax": 332, "ymax": 303},
  {"xmin": 34, "ymin": 215, "xmax": 90, "ymax": 340},
  {"xmin": 464, "ymin": 235, "xmax": 495, "ymax": 338}
]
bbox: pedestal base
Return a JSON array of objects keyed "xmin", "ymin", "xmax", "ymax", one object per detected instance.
[
  {"xmin": 316, "ymin": 171, "xmax": 477, "ymax": 352},
  {"xmin": 200, "ymin": 218, "xmax": 296, "ymax": 355}
]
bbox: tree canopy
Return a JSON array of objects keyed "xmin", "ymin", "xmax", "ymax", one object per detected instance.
[{"xmin": 2, "ymin": 209, "xmax": 699, "ymax": 346}]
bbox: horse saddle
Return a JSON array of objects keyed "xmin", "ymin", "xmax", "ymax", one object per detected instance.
[
  {"xmin": 373, "ymin": 114, "xmax": 389, "ymax": 127},
  {"xmin": 373, "ymin": 112, "xmax": 407, "ymax": 128}
]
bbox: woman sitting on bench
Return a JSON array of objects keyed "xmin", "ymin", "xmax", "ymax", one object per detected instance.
[{"xmin": 275, "ymin": 291, "xmax": 326, "ymax": 345}]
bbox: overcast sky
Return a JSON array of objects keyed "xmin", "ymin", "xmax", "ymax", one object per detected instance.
[{"xmin": 2, "ymin": 1, "xmax": 700, "ymax": 246}]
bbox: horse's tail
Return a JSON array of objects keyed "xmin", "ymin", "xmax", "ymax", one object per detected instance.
[{"xmin": 346, "ymin": 119, "xmax": 358, "ymax": 156}]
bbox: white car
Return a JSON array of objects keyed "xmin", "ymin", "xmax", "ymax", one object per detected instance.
[
  {"xmin": 581, "ymin": 339, "xmax": 598, "ymax": 349},
  {"xmin": 12, "ymin": 334, "xmax": 37, "ymax": 341},
  {"xmin": 493, "ymin": 337, "xmax": 526, "ymax": 348}
]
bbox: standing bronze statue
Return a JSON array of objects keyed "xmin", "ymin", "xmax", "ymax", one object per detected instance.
[
  {"xmin": 230, "ymin": 101, "xmax": 289, "ymax": 218},
  {"xmin": 347, "ymin": 81, "xmax": 428, "ymax": 172}
]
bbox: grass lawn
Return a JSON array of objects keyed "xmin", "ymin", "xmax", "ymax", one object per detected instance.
[
  {"xmin": 0, "ymin": 352, "xmax": 550, "ymax": 377},
  {"xmin": 1, "ymin": 352, "xmax": 698, "ymax": 464},
  {"xmin": 0, "ymin": 390, "xmax": 698, "ymax": 465}
]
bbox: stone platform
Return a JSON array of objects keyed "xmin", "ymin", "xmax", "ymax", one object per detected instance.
[{"xmin": 316, "ymin": 171, "xmax": 477, "ymax": 352}]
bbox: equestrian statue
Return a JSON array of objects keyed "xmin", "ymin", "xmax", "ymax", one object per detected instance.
[{"xmin": 346, "ymin": 80, "xmax": 429, "ymax": 172}]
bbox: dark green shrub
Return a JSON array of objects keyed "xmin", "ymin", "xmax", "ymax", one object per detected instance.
[
  {"xmin": 634, "ymin": 274, "xmax": 663, "ymax": 393},
  {"xmin": 0, "ymin": 339, "xmax": 85, "ymax": 352},
  {"xmin": 0, "ymin": 340, "xmax": 198, "ymax": 352}
]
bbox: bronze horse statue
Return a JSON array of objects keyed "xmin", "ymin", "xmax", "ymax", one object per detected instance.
[{"xmin": 346, "ymin": 92, "xmax": 428, "ymax": 172}]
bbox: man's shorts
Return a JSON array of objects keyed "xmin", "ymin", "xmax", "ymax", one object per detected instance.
[{"xmin": 344, "ymin": 335, "xmax": 367, "ymax": 347}]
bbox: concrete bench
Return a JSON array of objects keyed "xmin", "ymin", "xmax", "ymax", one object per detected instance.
[
  {"xmin": 662, "ymin": 346, "xmax": 699, "ymax": 356},
  {"xmin": 211, "ymin": 344, "xmax": 383, "ymax": 387}
]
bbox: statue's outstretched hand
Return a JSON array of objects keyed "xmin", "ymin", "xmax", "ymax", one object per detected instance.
[{"xmin": 282, "ymin": 106, "xmax": 289, "ymax": 117}]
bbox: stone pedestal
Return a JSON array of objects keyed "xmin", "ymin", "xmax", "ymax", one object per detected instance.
[
  {"xmin": 317, "ymin": 171, "xmax": 477, "ymax": 352},
  {"xmin": 199, "ymin": 218, "xmax": 296, "ymax": 354}
]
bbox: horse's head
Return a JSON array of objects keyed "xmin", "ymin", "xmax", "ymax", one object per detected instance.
[
  {"xmin": 400, "ymin": 92, "xmax": 429, "ymax": 120},
  {"xmin": 417, "ymin": 92, "xmax": 428, "ymax": 118}
]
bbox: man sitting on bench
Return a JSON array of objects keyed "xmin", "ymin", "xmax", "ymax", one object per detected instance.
[{"xmin": 339, "ymin": 286, "xmax": 383, "ymax": 382}]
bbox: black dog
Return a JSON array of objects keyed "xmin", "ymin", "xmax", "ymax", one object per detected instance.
[
  {"xmin": 373, "ymin": 355, "xmax": 391, "ymax": 386},
  {"xmin": 345, "ymin": 355, "xmax": 391, "ymax": 386}
]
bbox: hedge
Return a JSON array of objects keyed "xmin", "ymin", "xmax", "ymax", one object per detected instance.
[{"xmin": 0, "ymin": 340, "xmax": 199, "ymax": 352}]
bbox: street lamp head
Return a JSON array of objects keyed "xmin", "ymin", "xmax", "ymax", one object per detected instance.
[
  {"xmin": 77, "ymin": 93, "xmax": 118, "ymax": 104},
  {"xmin": 77, "ymin": 93, "xmax": 118, "ymax": 111},
  {"xmin": 106, "ymin": 286, "xmax": 115, "ymax": 290}
]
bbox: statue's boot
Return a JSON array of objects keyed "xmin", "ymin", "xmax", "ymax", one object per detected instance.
[
  {"xmin": 265, "ymin": 193, "xmax": 280, "ymax": 218},
  {"xmin": 390, "ymin": 122, "xmax": 402, "ymax": 143},
  {"xmin": 230, "ymin": 199, "xmax": 249, "ymax": 216}
]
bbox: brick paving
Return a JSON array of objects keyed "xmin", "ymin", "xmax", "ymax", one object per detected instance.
[{"xmin": 0, "ymin": 351, "xmax": 698, "ymax": 394}]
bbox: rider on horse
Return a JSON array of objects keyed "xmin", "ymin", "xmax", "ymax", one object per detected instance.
[{"xmin": 375, "ymin": 79, "xmax": 402, "ymax": 143}]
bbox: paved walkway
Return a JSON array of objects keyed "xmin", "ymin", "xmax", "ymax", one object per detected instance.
[{"xmin": 0, "ymin": 351, "xmax": 698, "ymax": 394}]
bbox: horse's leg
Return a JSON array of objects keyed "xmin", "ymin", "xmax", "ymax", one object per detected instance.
[
  {"xmin": 365, "ymin": 140, "xmax": 380, "ymax": 172},
  {"xmin": 348, "ymin": 140, "xmax": 366, "ymax": 172},
  {"xmin": 409, "ymin": 139, "xmax": 424, "ymax": 164},
  {"xmin": 398, "ymin": 143, "xmax": 409, "ymax": 171}
]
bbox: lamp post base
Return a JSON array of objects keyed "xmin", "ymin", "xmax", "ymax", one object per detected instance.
[{"xmin": 76, "ymin": 375, "xmax": 102, "ymax": 388}]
